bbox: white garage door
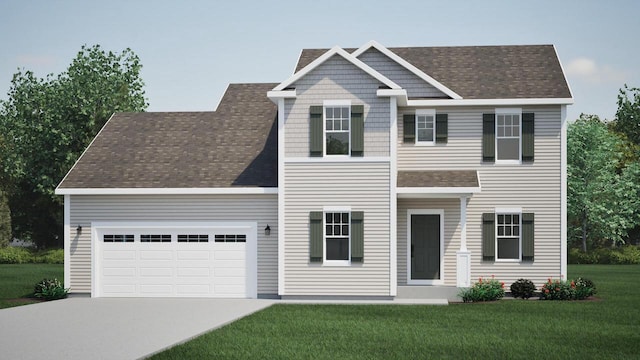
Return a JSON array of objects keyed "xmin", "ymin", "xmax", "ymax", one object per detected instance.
[{"xmin": 93, "ymin": 222, "xmax": 257, "ymax": 298}]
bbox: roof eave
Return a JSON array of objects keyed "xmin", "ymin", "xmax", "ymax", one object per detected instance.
[{"xmin": 54, "ymin": 187, "xmax": 279, "ymax": 195}]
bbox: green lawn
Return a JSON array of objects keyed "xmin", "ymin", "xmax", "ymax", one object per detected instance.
[
  {"xmin": 0, "ymin": 264, "xmax": 64, "ymax": 309},
  {"xmin": 152, "ymin": 265, "xmax": 640, "ymax": 359}
]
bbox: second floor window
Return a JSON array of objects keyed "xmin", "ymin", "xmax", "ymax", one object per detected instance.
[
  {"xmin": 496, "ymin": 113, "xmax": 521, "ymax": 161},
  {"xmin": 416, "ymin": 109, "xmax": 435, "ymax": 144},
  {"xmin": 325, "ymin": 106, "xmax": 350, "ymax": 155}
]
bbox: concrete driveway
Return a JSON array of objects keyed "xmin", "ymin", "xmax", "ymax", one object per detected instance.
[{"xmin": 0, "ymin": 297, "xmax": 274, "ymax": 360}]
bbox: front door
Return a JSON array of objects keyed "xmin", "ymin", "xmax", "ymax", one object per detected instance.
[{"xmin": 410, "ymin": 214, "xmax": 441, "ymax": 281}]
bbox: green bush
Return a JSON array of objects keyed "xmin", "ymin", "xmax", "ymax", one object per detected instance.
[
  {"xmin": 0, "ymin": 246, "xmax": 33, "ymax": 264},
  {"xmin": 0, "ymin": 247, "xmax": 64, "ymax": 264},
  {"xmin": 539, "ymin": 277, "xmax": 597, "ymax": 300},
  {"xmin": 510, "ymin": 278, "xmax": 537, "ymax": 299},
  {"xmin": 459, "ymin": 276, "xmax": 505, "ymax": 302},
  {"xmin": 33, "ymin": 278, "xmax": 68, "ymax": 301},
  {"xmin": 568, "ymin": 246, "xmax": 640, "ymax": 264}
]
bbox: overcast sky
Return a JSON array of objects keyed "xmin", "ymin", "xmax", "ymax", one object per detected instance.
[{"xmin": 1, "ymin": 0, "xmax": 638, "ymax": 122}]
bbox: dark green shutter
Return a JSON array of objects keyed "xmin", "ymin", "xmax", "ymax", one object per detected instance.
[
  {"xmin": 435, "ymin": 113, "xmax": 448, "ymax": 144},
  {"xmin": 403, "ymin": 114, "xmax": 415, "ymax": 143},
  {"xmin": 482, "ymin": 114, "xmax": 495, "ymax": 162},
  {"xmin": 310, "ymin": 211, "xmax": 323, "ymax": 262},
  {"xmin": 351, "ymin": 105, "xmax": 364, "ymax": 157},
  {"xmin": 482, "ymin": 213, "xmax": 495, "ymax": 261},
  {"xmin": 351, "ymin": 211, "xmax": 364, "ymax": 262},
  {"xmin": 522, "ymin": 113, "xmax": 535, "ymax": 162},
  {"xmin": 522, "ymin": 213, "xmax": 535, "ymax": 261},
  {"xmin": 309, "ymin": 106, "xmax": 323, "ymax": 157}
]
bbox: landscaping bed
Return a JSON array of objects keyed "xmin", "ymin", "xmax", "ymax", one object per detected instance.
[{"xmin": 0, "ymin": 264, "xmax": 64, "ymax": 309}]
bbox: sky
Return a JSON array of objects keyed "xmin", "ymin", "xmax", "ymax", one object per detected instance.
[{"xmin": 1, "ymin": 0, "xmax": 638, "ymax": 123}]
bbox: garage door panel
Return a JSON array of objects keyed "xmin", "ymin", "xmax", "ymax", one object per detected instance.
[{"xmin": 97, "ymin": 225, "xmax": 252, "ymax": 298}]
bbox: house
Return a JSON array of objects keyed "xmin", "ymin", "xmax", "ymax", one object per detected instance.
[{"xmin": 55, "ymin": 41, "xmax": 573, "ymax": 299}]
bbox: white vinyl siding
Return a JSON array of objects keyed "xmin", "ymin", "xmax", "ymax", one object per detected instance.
[
  {"xmin": 397, "ymin": 106, "xmax": 562, "ymax": 286},
  {"xmin": 284, "ymin": 55, "xmax": 390, "ymax": 157},
  {"xmin": 68, "ymin": 194, "xmax": 278, "ymax": 295},
  {"xmin": 283, "ymin": 162, "xmax": 391, "ymax": 295},
  {"xmin": 357, "ymin": 48, "xmax": 447, "ymax": 98}
]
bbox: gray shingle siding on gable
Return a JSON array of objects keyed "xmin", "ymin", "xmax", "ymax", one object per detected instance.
[
  {"xmin": 58, "ymin": 83, "xmax": 278, "ymax": 189},
  {"xmin": 357, "ymin": 48, "xmax": 448, "ymax": 99},
  {"xmin": 295, "ymin": 45, "xmax": 572, "ymax": 99},
  {"xmin": 284, "ymin": 55, "xmax": 390, "ymax": 157}
]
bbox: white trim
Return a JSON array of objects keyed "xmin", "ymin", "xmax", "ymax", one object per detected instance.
[
  {"xmin": 415, "ymin": 109, "xmax": 436, "ymax": 146},
  {"xmin": 553, "ymin": 45, "xmax": 575, "ymax": 100},
  {"xmin": 277, "ymin": 98, "xmax": 286, "ymax": 296},
  {"xmin": 494, "ymin": 211, "xmax": 522, "ymax": 262},
  {"xmin": 55, "ymin": 187, "xmax": 278, "ymax": 195},
  {"xmin": 273, "ymin": 46, "xmax": 401, "ymax": 91},
  {"xmin": 91, "ymin": 221, "xmax": 258, "ymax": 298},
  {"xmin": 389, "ymin": 97, "xmax": 398, "ymax": 296},
  {"xmin": 459, "ymin": 197, "xmax": 468, "ymax": 252},
  {"xmin": 353, "ymin": 40, "xmax": 462, "ymax": 100},
  {"xmin": 284, "ymin": 157, "xmax": 390, "ymax": 163},
  {"xmin": 324, "ymin": 103, "xmax": 351, "ymax": 157},
  {"xmin": 323, "ymin": 99, "xmax": 351, "ymax": 106},
  {"xmin": 406, "ymin": 98, "xmax": 574, "ymax": 106},
  {"xmin": 456, "ymin": 197, "xmax": 471, "ymax": 287},
  {"xmin": 56, "ymin": 113, "xmax": 116, "ymax": 191},
  {"xmin": 267, "ymin": 89, "xmax": 297, "ymax": 102},
  {"xmin": 495, "ymin": 107, "xmax": 522, "ymax": 114},
  {"xmin": 560, "ymin": 104, "xmax": 568, "ymax": 279},
  {"xmin": 494, "ymin": 207, "xmax": 522, "ymax": 213},
  {"xmin": 323, "ymin": 206, "xmax": 351, "ymax": 212},
  {"xmin": 323, "ymin": 210, "xmax": 351, "ymax": 267},
  {"xmin": 495, "ymin": 109, "xmax": 522, "ymax": 164},
  {"xmin": 64, "ymin": 195, "xmax": 71, "ymax": 289},
  {"xmin": 406, "ymin": 209, "xmax": 445, "ymax": 285}
]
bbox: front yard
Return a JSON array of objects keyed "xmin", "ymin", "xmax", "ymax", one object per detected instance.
[
  {"xmin": 151, "ymin": 265, "xmax": 640, "ymax": 359},
  {"xmin": 0, "ymin": 264, "xmax": 63, "ymax": 309}
]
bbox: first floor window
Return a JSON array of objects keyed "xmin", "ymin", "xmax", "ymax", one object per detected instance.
[
  {"xmin": 497, "ymin": 213, "xmax": 520, "ymax": 260},
  {"xmin": 496, "ymin": 113, "xmax": 520, "ymax": 161},
  {"xmin": 325, "ymin": 212, "xmax": 349, "ymax": 261},
  {"xmin": 325, "ymin": 106, "xmax": 350, "ymax": 155}
]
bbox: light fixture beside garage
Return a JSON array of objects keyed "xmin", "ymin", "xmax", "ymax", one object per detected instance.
[
  {"xmin": 264, "ymin": 225, "xmax": 271, "ymax": 236},
  {"xmin": 76, "ymin": 225, "xmax": 82, "ymax": 235}
]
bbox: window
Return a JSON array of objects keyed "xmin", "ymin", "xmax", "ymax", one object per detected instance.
[
  {"xmin": 325, "ymin": 212, "xmax": 350, "ymax": 261},
  {"xmin": 177, "ymin": 234, "xmax": 209, "ymax": 243},
  {"xmin": 496, "ymin": 213, "xmax": 520, "ymax": 260},
  {"xmin": 103, "ymin": 234, "xmax": 134, "ymax": 243},
  {"xmin": 496, "ymin": 113, "xmax": 521, "ymax": 161},
  {"xmin": 325, "ymin": 106, "xmax": 350, "ymax": 155},
  {"xmin": 416, "ymin": 110, "xmax": 435, "ymax": 144},
  {"xmin": 214, "ymin": 234, "xmax": 246, "ymax": 243},
  {"xmin": 140, "ymin": 234, "xmax": 171, "ymax": 243}
]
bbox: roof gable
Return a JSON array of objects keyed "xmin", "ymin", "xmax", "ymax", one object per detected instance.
[{"xmin": 273, "ymin": 46, "xmax": 400, "ymax": 91}]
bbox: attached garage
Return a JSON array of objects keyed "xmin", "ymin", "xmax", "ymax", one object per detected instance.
[{"xmin": 93, "ymin": 222, "xmax": 257, "ymax": 298}]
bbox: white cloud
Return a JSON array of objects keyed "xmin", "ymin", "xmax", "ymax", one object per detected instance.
[{"xmin": 565, "ymin": 57, "xmax": 627, "ymax": 84}]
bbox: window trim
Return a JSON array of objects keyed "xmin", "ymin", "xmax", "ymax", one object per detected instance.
[
  {"xmin": 495, "ymin": 108, "xmax": 522, "ymax": 164},
  {"xmin": 495, "ymin": 210, "xmax": 522, "ymax": 262},
  {"xmin": 323, "ymin": 100, "xmax": 352, "ymax": 157},
  {"xmin": 415, "ymin": 109, "xmax": 436, "ymax": 146},
  {"xmin": 323, "ymin": 207, "xmax": 351, "ymax": 266}
]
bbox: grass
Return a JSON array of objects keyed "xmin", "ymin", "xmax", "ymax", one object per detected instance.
[
  {"xmin": 0, "ymin": 264, "xmax": 64, "ymax": 309},
  {"xmin": 151, "ymin": 265, "xmax": 640, "ymax": 359}
]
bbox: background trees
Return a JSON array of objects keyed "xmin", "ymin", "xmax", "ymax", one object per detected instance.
[{"xmin": 0, "ymin": 45, "xmax": 147, "ymax": 248}]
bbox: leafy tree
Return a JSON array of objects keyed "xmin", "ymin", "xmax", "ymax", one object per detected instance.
[
  {"xmin": 568, "ymin": 114, "xmax": 639, "ymax": 251},
  {"xmin": 0, "ymin": 45, "xmax": 147, "ymax": 248},
  {"xmin": 0, "ymin": 190, "xmax": 10, "ymax": 247},
  {"xmin": 613, "ymin": 85, "xmax": 640, "ymax": 147}
]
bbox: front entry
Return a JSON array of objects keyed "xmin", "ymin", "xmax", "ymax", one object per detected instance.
[{"xmin": 409, "ymin": 211, "xmax": 443, "ymax": 284}]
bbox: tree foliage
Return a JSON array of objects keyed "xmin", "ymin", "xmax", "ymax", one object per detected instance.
[
  {"xmin": 613, "ymin": 85, "xmax": 640, "ymax": 147},
  {"xmin": 0, "ymin": 45, "xmax": 147, "ymax": 247},
  {"xmin": 0, "ymin": 190, "xmax": 10, "ymax": 247},
  {"xmin": 568, "ymin": 114, "xmax": 640, "ymax": 251}
]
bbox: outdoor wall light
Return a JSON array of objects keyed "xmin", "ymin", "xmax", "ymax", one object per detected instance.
[
  {"xmin": 76, "ymin": 225, "xmax": 82, "ymax": 235},
  {"xmin": 264, "ymin": 225, "xmax": 271, "ymax": 236}
]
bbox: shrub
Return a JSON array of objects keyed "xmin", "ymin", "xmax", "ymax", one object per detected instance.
[
  {"xmin": 510, "ymin": 279, "xmax": 536, "ymax": 299},
  {"xmin": 459, "ymin": 276, "xmax": 505, "ymax": 302},
  {"xmin": 574, "ymin": 277, "xmax": 596, "ymax": 300},
  {"xmin": 0, "ymin": 246, "xmax": 33, "ymax": 264},
  {"xmin": 34, "ymin": 249, "xmax": 64, "ymax": 264},
  {"xmin": 33, "ymin": 278, "xmax": 69, "ymax": 301},
  {"xmin": 568, "ymin": 246, "xmax": 640, "ymax": 264}
]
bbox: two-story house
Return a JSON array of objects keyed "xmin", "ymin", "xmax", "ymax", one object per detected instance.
[{"xmin": 56, "ymin": 41, "xmax": 573, "ymax": 300}]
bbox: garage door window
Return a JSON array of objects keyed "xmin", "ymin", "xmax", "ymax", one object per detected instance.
[
  {"xmin": 141, "ymin": 234, "xmax": 171, "ymax": 243},
  {"xmin": 177, "ymin": 234, "xmax": 209, "ymax": 243},
  {"xmin": 215, "ymin": 234, "xmax": 246, "ymax": 243},
  {"xmin": 103, "ymin": 234, "xmax": 134, "ymax": 242}
]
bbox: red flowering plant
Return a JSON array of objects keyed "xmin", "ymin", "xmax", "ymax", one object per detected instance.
[
  {"xmin": 459, "ymin": 275, "xmax": 505, "ymax": 302},
  {"xmin": 540, "ymin": 277, "xmax": 595, "ymax": 300}
]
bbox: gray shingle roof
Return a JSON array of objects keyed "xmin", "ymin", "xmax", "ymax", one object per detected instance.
[
  {"xmin": 295, "ymin": 45, "xmax": 572, "ymax": 99},
  {"xmin": 58, "ymin": 83, "xmax": 278, "ymax": 189},
  {"xmin": 397, "ymin": 171, "xmax": 479, "ymax": 188}
]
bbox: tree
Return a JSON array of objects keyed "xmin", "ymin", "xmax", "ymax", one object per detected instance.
[
  {"xmin": 0, "ymin": 190, "xmax": 10, "ymax": 247},
  {"xmin": 0, "ymin": 45, "xmax": 147, "ymax": 248},
  {"xmin": 613, "ymin": 85, "xmax": 640, "ymax": 147},
  {"xmin": 567, "ymin": 114, "xmax": 639, "ymax": 251}
]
